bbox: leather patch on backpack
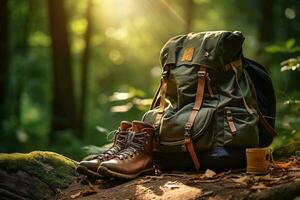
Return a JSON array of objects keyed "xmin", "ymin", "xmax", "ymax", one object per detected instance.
[{"xmin": 181, "ymin": 47, "xmax": 194, "ymax": 62}]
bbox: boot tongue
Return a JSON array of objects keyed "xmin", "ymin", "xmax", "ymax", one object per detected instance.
[
  {"xmin": 132, "ymin": 121, "xmax": 154, "ymax": 133},
  {"xmin": 114, "ymin": 121, "xmax": 131, "ymax": 146},
  {"xmin": 119, "ymin": 121, "xmax": 132, "ymax": 131}
]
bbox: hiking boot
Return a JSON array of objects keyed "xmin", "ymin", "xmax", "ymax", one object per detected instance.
[
  {"xmin": 97, "ymin": 121, "xmax": 155, "ymax": 179},
  {"xmin": 76, "ymin": 121, "xmax": 132, "ymax": 177}
]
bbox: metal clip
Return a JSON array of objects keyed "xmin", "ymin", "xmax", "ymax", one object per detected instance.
[
  {"xmin": 184, "ymin": 125, "xmax": 192, "ymax": 139},
  {"xmin": 226, "ymin": 109, "xmax": 233, "ymax": 121},
  {"xmin": 197, "ymin": 71, "xmax": 206, "ymax": 77},
  {"xmin": 162, "ymin": 70, "xmax": 168, "ymax": 78},
  {"xmin": 185, "ymin": 123, "xmax": 192, "ymax": 131}
]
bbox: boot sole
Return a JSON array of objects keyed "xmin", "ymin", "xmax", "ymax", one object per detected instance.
[
  {"xmin": 97, "ymin": 166, "xmax": 154, "ymax": 179},
  {"xmin": 76, "ymin": 165, "xmax": 103, "ymax": 178}
]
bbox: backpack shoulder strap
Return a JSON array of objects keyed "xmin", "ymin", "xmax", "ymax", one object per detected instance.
[{"xmin": 184, "ymin": 66, "xmax": 207, "ymax": 172}]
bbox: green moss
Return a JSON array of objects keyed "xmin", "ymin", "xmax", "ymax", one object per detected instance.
[{"xmin": 0, "ymin": 151, "xmax": 79, "ymax": 189}]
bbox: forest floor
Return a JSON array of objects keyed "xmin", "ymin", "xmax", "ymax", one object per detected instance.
[{"xmin": 55, "ymin": 156, "xmax": 300, "ymax": 200}]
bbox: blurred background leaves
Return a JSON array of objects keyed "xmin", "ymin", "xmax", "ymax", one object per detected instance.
[{"xmin": 0, "ymin": 0, "xmax": 299, "ymax": 160}]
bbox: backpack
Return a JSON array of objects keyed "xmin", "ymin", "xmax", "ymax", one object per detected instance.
[{"xmin": 142, "ymin": 31, "xmax": 276, "ymax": 171}]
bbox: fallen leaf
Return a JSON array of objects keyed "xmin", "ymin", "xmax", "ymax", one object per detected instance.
[
  {"xmin": 70, "ymin": 191, "xmax": 82, "ymax": 199},
  {"xmin": 288, "ymin": 166, "xmax": 300, "ymax": 171},
  {"xmin": 250, "ymin": 183, "xmax": 267, "ymax": 190},
  {"xmin": 199, "ymin": 191, "xmax": 214, "ymax": 198},
  {"xmin": 274, "ymin": 161, "xmax": 293, "ymax": 170},
  {"xmin": 70, "ymin": 186, "xmax": 97, "ymax": 198},
  {"xmin": 164, "ymin": 181, "xmax": 180, "ymax": 189},
  {"xmin": 203, "ymin": 169, "xmax": 217, "ymax": 179},
  {"xmin": 259, "ymin": 174, "xmax": 281, "ymax": 182},
  {"xmin": 81, "ymin": 188, "xmax": 97, "ymax": 196},
  {"xmin": 280, "ymin": 174, "xmax": 295, "ymax": 181},
  {"xmin": 232, "ymin": 176, "xmax": 251, "ymax": 185}
]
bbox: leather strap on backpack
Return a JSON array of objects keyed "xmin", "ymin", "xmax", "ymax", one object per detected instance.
[
  {"xmin": 184, "ymin": 66, "xmax": 207, "ymax": 172},
  {"xmin": 153, "ymin": 65, "xmax": 170, "ymax": 129}
]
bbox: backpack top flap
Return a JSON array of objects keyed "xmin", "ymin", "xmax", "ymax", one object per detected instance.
[{"xmin": 160, "ymin": 31, "xmax": 245, "ymax": 71}]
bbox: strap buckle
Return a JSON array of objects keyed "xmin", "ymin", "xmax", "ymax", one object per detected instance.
[
  {"xmin": 162, "ymin": 70, "xmax": 169, "ymax": 79},
  {"xmin": 184, "ymin": 123, "xmax": 192, "ymax": 138},
  {"xmin": 184, "ymin": 133, "xmax": 191, "ymax": 140},
  {"xmin": 197, "ymin": 71, "xmax": 206, "ymax": 77},
  {"xmin": 226, "ymin": 109, "xmax": 233, "ymax": 121},
  {"xmin": 185, "ymin": 122, "xmax": 192, "ymax": 131}
]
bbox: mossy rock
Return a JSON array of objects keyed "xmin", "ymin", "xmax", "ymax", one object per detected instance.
[{"xmin": 0, "ymin": 151, "xmax": 78, "ymax": 200}]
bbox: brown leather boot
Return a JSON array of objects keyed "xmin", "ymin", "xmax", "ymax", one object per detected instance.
[
  {"xmin": 76, "ymin": 121, "xmax": 132, "ymax": 177},
  {"xmin": 97, "ymin": 121, "xmax": 155, "ymax": 179}
]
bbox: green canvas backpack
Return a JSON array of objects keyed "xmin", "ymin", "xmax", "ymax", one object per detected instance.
[{"xmin": 142, "ymin": 31, "xmax": 262, "ymax": 171}]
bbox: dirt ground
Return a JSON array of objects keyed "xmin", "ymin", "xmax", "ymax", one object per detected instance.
[{"xmin": 54, "ymin": 156, "xmax": 300, "ymax": 200}]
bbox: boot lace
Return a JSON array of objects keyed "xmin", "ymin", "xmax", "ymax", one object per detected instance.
[
  {"xmin": 116, "ymin": 132, "xmax": 145, "ymax": 160},
  {"xmin": 93, "ymin": 131, "xmax": 128, "ymax": 161}
]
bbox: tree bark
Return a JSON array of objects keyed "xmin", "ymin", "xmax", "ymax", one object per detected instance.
[
  {"xmin": 13, "ymin": 0, "xmax": 33, "ymax": 127},
  {"xmin": 256, "ymin": 0, "xmax": 274, "ymax": 68},
  {"xmin": 0, "ymin": 0, "xmax": 9, "ymax": 131},
  {"xmin": 48, "ymin": 0, "xmax": 76, "ymax": 140},
  {"xmin": 185, "ymin": 0, "xmax": 195, "ymax": 33},
  {"xmin": 259, "ymin": 0, "xmax": 273, "ymax": 42},
  {"xmin": 77, "ymin": 0, "xmax": 93, "ymax": 139}
]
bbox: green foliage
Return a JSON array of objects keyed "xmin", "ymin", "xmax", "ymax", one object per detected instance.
[
  {"xmin": 1, "ymin": 0, "xmax": 299, "ymax": 159},
  {"xmin": 0, "ymin": 151, "xmax": 77, "ymax": 189},
  {"xmin": 265, "ymin": 39, "xmax": 300, "ymax": 53},
  {"xmin": 267, "ymin": 38, "xmax": 300, "ymax": 148},
  {"xmin": 280, "ymin": 57, "xmax": 300, "ymax": 71},
  {"xmin": 48, "ymin": 131, "xmax": 87, "ymax": 161},
  {"xmin": 274, "ymin": 92, "xmax": 300, "ymax": 148}
]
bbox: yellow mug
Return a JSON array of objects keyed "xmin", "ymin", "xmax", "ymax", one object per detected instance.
[{"xmin": 246, "ymin": 147, "xmax": 272, "ymax": 174}]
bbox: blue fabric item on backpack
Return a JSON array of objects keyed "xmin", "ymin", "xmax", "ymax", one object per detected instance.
[
  {"xmin": 199, "ymin": 147, "xmax": 246, "ymax": 172},
  {"xmin": 244, "ymin": 58, "xmax": 276, "ymax": 147}
]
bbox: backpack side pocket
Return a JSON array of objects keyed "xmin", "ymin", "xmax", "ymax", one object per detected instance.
[{"xmin": 223, "ymin": 107, "xmax": 259, "ymax": 147}]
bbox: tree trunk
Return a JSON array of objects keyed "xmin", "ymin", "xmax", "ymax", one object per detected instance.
[
  {"xmin": 13, "ymin": 0, "xmax": 33, "ymax": 128},
  {"xmin": 259, "ymin": 0, "xmax": 273, "ymax": 42},
  {"xmin": 48, "ymin": 0, "xmax": 76, "ymax": 140},
  {"xmin": 185, "ymin": 0, "xmax": 195, "ymax": 33},
  {"xmin": 0, "ymin": 0, "xmax": 9, "ymax": 131},
  {"xmin": 77, "ymin": 0, "xmax": 93, "ymax": 139},
  {"xmin": 257, "ymin": 0, "xmax": 274, "ymax": 68}
]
